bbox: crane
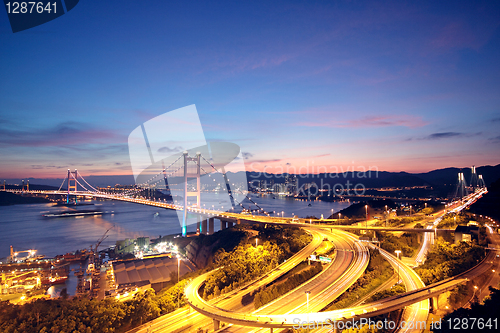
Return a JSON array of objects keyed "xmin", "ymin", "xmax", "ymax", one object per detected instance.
[
  {"xmin": 89, "ymin": 228, "xmax": 111, "ymax": 266},
  {"xmin": 95, "ymin": 228, "xmax": 111, "ymax": 254},
  {"xmin": 10, "ymin": 246, "xmax": 36, "ymax": 262},
  {"xmin": 88, "ymin": 227, "xmax": 112, "ymax": 298}
]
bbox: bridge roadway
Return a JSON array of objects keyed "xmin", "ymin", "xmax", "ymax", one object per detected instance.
[{"xmin": 13, "ymin": 189, "xmax": 451, "ymax": 235}]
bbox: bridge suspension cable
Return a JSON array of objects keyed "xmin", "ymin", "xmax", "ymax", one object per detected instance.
[
  {"xmin": 198, "ymin": 156, "xmax": 270, "ymax": 215},
  {"xmin": 56, "ymin": 177, "xmax": 66, "ymax": 192}
]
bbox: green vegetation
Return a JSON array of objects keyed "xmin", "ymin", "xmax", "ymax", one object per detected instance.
[
  {"xmin": 421, "ymin": 207, "xmax": 434, "ymax": 215},
  {"xmin": 367, "ymin": 283, "xmax": 406, "ymax": 302},
  {"xmin": 437, "ymin": 213, "xmax": 467, "ymax": 228},
  {"xmin": 435, "ymin": 287, "xmax": 500, "ymax": 332},
  {"xmin": 379, "ymin": 232, "xmax": 419, "ymax": 257},
  {"xmin": 253, "ymin": 261, "xmax": 322, "ymax": 309},
  {"xmin": 202, "ymin": 225, "xmax": 312, "ymax": 298},
  {"xmin": 415, "ymin": 238, "xmax": 485, "ymax": 285},
  {"xmin": 195, "ymin": 226, "xmax": 247, "ymax": 254},
  {"xmin": 447, "ymin": 283, "xmax": 470, "ymax": 309},
  {"xmin": 203, "ymin": 241, "xmax": 284, "ymax": 298},
  {"xmin": 0, "ymin": 284, "xmax": 188, "ymax": 333},
  {"xmin": 326, "ymin": 249, "xmax": 394, "ymax": 310}
]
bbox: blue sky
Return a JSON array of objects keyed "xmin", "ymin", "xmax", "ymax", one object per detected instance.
[{"xmin": 1, "ymin": 0, "xmax": 499, "ymax": 179}]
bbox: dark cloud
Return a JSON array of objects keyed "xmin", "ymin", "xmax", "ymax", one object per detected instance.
[
  {"xmin": 31, "ymin": 165, "xmax": 66, "ymax": 169},
  {"xmin": 489, "ymin": 135, "xmax": 500, "ymax": 143},
  {"xmin": 422, "ymin": 132, "xmax": 481, "ymax": 140},
  {"xmin": 157, "ymin": 146, "xmax": 183, "ymax": 153},
  {"xmin": 242, "ymin": 152, "xmax": 253, "ymax": 160},
  {"xmin": 491, "ymin": 117, "xmax": 500, "ymax": 123},
  {"xmin": 426, "ymin": 132, "xmax": 463, "ymax": 139}
]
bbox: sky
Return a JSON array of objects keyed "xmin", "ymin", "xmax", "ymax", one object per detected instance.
[{"xmin": 1, "ymin": 0, "xmax": 500, "ymax": 181}]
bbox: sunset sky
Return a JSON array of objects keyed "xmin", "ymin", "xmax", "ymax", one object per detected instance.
[{"xmin": 1, "ymin": 1, "xmax": 500, "ymax": 180}]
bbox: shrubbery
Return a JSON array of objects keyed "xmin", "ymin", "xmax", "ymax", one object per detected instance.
[
  {"xmin": 0, "ymin": 284, "xmax": 189, "ymax": 333},
  {"xmin": 435, "ymin": 287, "xmax": 500, "ymax": 332},
  {"xmin": 367, "ymin": 283, "xmax": 405, "ymax": 302},
  {"xmin": 379, "ymin": 232, "xmax": 419, "ymax": 257},
  {"xmin": 203, "ymin": 242, "xmax": 284, "ymax": 298},
  {"xmin": 415, "ymin": 238, "xmax": 485, "ymax": 285},
  {"xmin": 202, "ymin": 225, "xmax": 312, "ymax": 299},
  {"xmin": 437, "ymin": 213, "xmax": 467, "ymax": 228}
]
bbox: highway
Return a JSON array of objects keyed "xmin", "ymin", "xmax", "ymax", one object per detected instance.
[
  {"xmin": 214, "ymin": 230, "xmax": 369, "ymax": 332},
  {"xmin": 183, "ymin": 228, "xmax": 369, "ymax": 330},
  {"xmin": 183, "ymin": 191, "xmax": 488, "ymax": 333}
]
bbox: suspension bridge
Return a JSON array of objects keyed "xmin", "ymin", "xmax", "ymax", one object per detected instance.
[
  {"xmin": 3, "ymin": 161, "xmax": 489, "ymax": 238},
  {"xmin": 3, "ymin": 151, "xmax": 284, "ymax": 237}
]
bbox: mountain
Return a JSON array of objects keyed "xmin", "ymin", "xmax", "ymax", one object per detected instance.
[
  {"xmin": 415, "ymin": 164, "xmax": 500, "ymax": 187},
  {"xmin": 4, "ymin": 164, "xmax": 500, "ymax": 191}
]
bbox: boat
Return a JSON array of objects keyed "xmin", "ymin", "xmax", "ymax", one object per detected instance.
[
  {"xmin": 55, "ymin": 249, "xmax": 90, "ymax": 262},
  {"xmin": 42, "ymin": 210, "xmax": 114, "ymax": 218},
  {"xmin": 41, "ymin": 276, "xmax": 68, "ymax": 286}
]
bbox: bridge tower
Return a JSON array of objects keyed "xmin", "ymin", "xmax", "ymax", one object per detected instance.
[
  {"xmin": 455, "ymin": 172, "xmax": 468, "ymax": 199},
  {"xmin": 182, "ymin": 152, "xmax": 201, "ymax": 237},
  {"xmin": 478, "ymin": 174, "xmax": 486, "ymax": 188},
  {"xmin": 67, "ymin": 169, "xmax": 78, "ymax": 204},
  {"xmin": 21, "ymin": 179, "xmax": 29, "ymax": 191},
  {"xmin": 2, "ymin": 180, "xmax": 5, "ymax": 191},
  {"xmin": 470, "ymin": 166, "xmax": 478, "ymax": 192}
]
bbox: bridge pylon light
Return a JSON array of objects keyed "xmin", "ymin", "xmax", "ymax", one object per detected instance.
[{"xmin": 128, "ymin": 105, "xmax": 248, "ymax": 237}]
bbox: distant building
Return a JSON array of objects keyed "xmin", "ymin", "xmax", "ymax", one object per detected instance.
[
  {"xmin": 454, "ymin": 225, "xmax": 479, "ymax": 244},
  {"xmin": 115, "ymin": 239, "xmax": 135, "ymax": 254},
  {"xmin": 111, "ymin": 256, "xmax": 190, "ymax": 291},
  {"xmin": 136, "ymin": 237, "xmax": 150, "ymax": 251}
]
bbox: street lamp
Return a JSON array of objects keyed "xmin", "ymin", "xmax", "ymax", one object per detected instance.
[
  {"xmin": 305, "ymin": 290, "xmax": 311, "ymax": 332},
  {"xmin": 255, "ymin": 238, "xmax": 258, "ymax": 248},
  {"xmin": 385, "ymin": 205, "xmax": 388, "ymax": 227},
  {"xmin": 305, "ymin": 290, "xmax": 310, "ymax": 311},
  {"xmin": 395, "ymin": 250, "xmax": 402, "ymax": 284},
  {"xmin": 339, "ymin": 213, "xmax": 341, "ymax": 225},
  {"xmin": 365, "ymin": 205, "xmax": 368, "ymax": 228},
  {"xmin": 177, "ymin": 256, "xmax": 181, "ymax": 308}
]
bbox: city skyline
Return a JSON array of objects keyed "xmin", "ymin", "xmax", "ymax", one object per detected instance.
[{"xmin": 1, "ymin": 1, "xmax": 500, "ymax": 179}]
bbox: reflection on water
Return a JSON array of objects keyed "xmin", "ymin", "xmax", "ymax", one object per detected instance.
[{"xmin": 46, "ymin": 285, "xmax": 66, "ymax": 298}]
